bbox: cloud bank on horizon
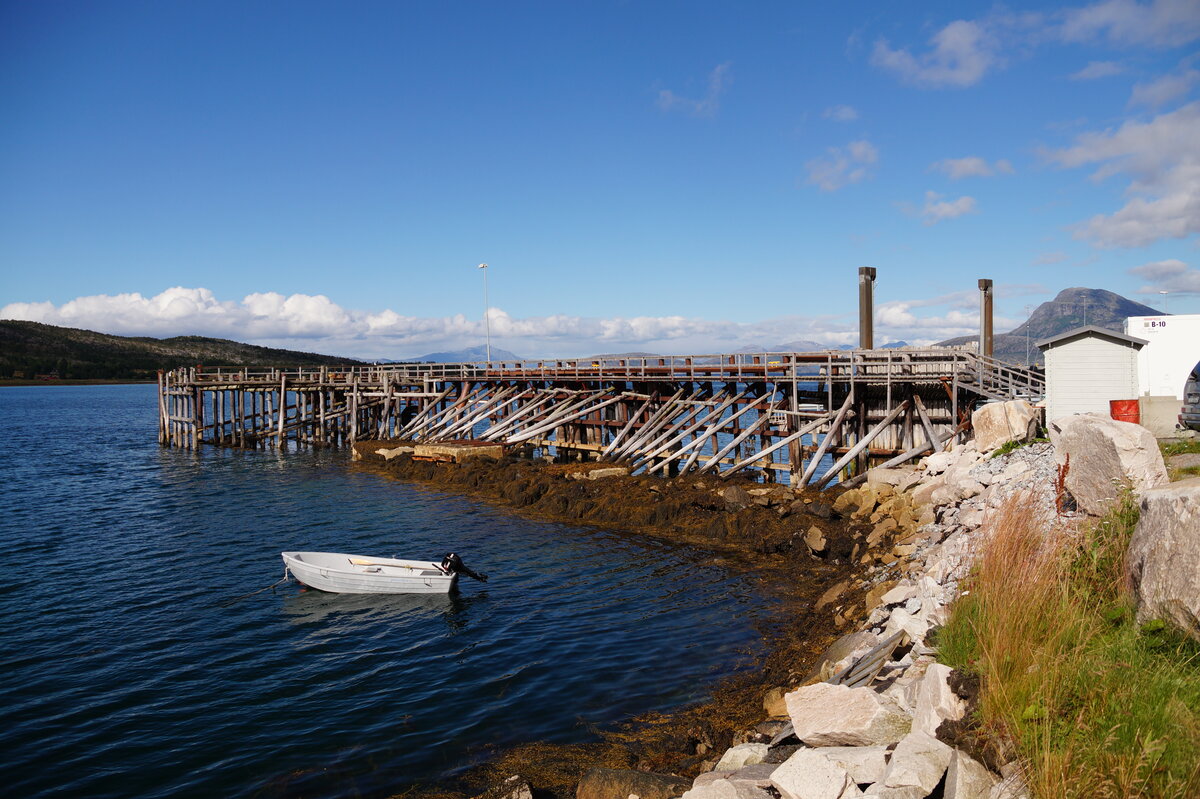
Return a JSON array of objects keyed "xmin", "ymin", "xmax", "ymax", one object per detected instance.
[{"xmin": 1, "ymin": 286, "xmax": 1041, "ymax": 360}]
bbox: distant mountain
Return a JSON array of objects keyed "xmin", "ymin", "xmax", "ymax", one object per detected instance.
[
  {"xmin": 935, "ymin": 287, "xmax": 1163, "ymax": 365},
  {"xmin": 411, "ymin": 345, "xmax": 522, "ymax": 363},
  {"xmin": 0, "ymin": 320, "xmax": 362, "ymax": 381}
]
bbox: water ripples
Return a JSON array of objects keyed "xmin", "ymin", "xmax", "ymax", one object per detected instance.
[{"xmin": 0, "ymin": 385, "xmax": 777, "ymax": 798}]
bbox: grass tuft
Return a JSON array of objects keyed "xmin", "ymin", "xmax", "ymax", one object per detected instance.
[
  {"xmin": 939, "ymin": 493, "xmax": 1200, "ymax": 798},
  {"xmin": 1160, "ymin": 439, "xmax": 1200, "ymax": 458}
]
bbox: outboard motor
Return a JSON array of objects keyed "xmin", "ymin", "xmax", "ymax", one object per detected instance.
[{"xmin": 440, "ymin": 552, "xmax": 488, "ymax": 582}]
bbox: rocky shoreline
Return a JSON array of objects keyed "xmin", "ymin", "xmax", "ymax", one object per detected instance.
[{"xmin": 351, "ymin": 401, "xmax": 1196, "ymax": 799}]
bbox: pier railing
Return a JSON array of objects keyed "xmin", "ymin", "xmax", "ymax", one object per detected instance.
[{"xmin": 174, "ymin": 348, "xmax": 1044, "ymax": 393}]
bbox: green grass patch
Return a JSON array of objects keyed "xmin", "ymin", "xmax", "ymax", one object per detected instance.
[
  {"xmin": 1160, "ymin": 439, "xmax": 1200, "ymax": 458},
  {"xmin": 939, "ymin": 495, "xmax": 1200, "ymax": 798},
  {"xmin": 989, "ymin": 437, "xmax": 1049, "ymax": 459}
]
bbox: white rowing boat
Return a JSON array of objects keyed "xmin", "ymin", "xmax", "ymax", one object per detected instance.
[
  {"xmin": 280, "ymin": 551, "xmax": 487, "ymax": 594},
  {"xmin": 282, "ymin": 552, "xmax": 456, "ymax": 594}
]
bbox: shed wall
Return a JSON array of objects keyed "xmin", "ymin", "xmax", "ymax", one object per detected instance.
[{"xmin": 1044, "ymin": 337, "xmax": 1140, "ymax": 423}]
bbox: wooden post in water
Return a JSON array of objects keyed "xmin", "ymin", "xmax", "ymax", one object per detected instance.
[{"xmin": 275, "ymin": 376, "xmax": 284, "ymax": 450}]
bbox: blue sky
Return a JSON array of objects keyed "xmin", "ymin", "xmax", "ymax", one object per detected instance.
[{"xmin": 2, "ymin": 0, "xmax": 1198, "ymax": 359}]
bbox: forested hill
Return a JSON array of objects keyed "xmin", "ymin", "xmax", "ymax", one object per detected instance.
[{"xmin": 0, "ymin": 321, "xmax": 362, "ymax": 381}]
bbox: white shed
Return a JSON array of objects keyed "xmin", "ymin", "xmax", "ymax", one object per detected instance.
[{"xmin": 1037, "ymin": 325, "xmax": 1147, "ymax": 424}]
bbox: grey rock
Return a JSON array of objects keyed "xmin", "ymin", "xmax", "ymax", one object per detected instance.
[
  {"xmin": 1126, "ymin": 477, "xmax": 1200, "ymax": 640},
  {"xmin": 723, "ymin": 485, "xmax": 753, "ymax": 511},
  {"xmin": 1048, "ymin": 414, "xmax": 1168, "ymax": 515}
]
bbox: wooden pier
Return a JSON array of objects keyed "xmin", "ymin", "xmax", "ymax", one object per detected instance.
[{"xmin": 158, "ymin": 348, "xmax": 1044, "ymax": 487}]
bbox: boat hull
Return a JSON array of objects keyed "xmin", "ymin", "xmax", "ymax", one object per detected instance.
[{"xmin": 281, "ymin": 551, "xmax": 458, "ymax": 594}]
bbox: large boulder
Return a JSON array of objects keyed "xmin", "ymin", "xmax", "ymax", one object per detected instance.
[
  {"xmin": 770, "ymin": 749, "xmax": 863, "ymax": 799},
  {"xmin": 1126, "ymin": 478, "xmax": 1200, "ymax": 640},
  {"xmin": 972, "ymin": 400, "xmax": 1037, "ymax": 453},
  {"xmin": 873, "ymin": 731, "xmax": 953, "ymax": 796},
  {"xmin": 912, "ymin": 663, "xmax": 966, "ymax": 737},
  {"xmin": 1047, "ymin": 414, "xmax": 1168, "ymax": 515},
  {"xmin": 576, "ymin": 768, "xmax": 690, "ymax": 799},
  {"xmin": 784, "ymin": 682, "xmax": 911, "ymax": 747}
]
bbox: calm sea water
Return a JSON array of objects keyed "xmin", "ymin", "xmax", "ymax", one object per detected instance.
[{"xmin": 0, "ymin": 385, "xmax": 776, "ymax": 799}]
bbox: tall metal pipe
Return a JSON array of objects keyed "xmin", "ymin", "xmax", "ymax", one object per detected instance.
[
  {"xmin": 859, "ymin": 267, "xmax": 877, "ymax": 350},
  {"xmin": 978, "ymin": 278, "xmax": 994, "ymax": 358}
]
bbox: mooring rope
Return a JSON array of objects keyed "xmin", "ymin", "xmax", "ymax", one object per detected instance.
[{"xmin": 218, "ymin": 566, "xmax": 291, "ymax": 607}]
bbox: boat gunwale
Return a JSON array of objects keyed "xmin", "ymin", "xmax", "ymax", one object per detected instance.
[{"xmin": 282, "ymin": 551, "xmax": 452, "ymax": 581}]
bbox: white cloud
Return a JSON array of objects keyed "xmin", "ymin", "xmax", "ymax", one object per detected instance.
[
  {"xmin": 1060, "ymin": 0, "xmax": 1200, "ymax": 48},
  {"xmin": 919, "ymin": 191, "xmax": 978, "ymax": 224},
  {"xmin": 1128, "ymin": 258, "xmax": 1200, "ymax": 293},
  {"xmin": 822, "ymin": 104, "xmax": 859, "ymax": 122},
  {"xmin": 1070, "ymin": 60, "xmax": 1126, "ymax": 80},
  {"xmin": 1044, "ymin": 101, "xmax": 1200, "ymax": 247},
  {"xmin": 871, "ymin": 20, "xmax": 1000, "ymax": 88},
  {"xmin": 1129, "ymin": 68, "xmax": 1200, "ymax": 108},
  {"xmin": 931, "ymin": 156, "xmax": 1015, "ymax": 179},
  {"xmin": 0, "ymin": 285, "xmax": 1007, "ymax": 356},
  {"xmin": 656, "ymin": 62, "xmax": 732, "ymax": 118},
  {"xmin": 805, "ymin": 139, "xmax": 879, "ymax": 191}
]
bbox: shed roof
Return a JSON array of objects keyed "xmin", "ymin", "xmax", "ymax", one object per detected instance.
[{"xmin": 1035, "ymin": 324, "xmax": 1148, "ymax": 350}]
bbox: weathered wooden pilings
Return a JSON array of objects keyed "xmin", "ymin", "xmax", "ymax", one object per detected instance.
[{"xmin": 157, "ymin": 349, "xmax": 1043, "ymax": 485}]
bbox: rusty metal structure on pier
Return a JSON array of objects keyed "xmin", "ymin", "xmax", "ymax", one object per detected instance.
[{"xmin": 157, "ymin": 271, "xmax": 1043, "ymax": 487}]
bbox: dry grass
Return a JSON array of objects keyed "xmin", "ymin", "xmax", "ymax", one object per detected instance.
[{"xmin": 938, "ymin": 494, "xmax": 1200, "ymax": 798}]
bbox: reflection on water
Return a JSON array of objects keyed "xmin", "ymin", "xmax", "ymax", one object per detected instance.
[{"xmin": 281, "ymin": 587, "xmax": 478, "ymax": 633}]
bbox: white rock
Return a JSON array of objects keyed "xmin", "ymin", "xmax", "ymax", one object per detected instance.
[
  {"xmin": 883, "ymin": 607, "xmax": 929, "ymax": 643},
  {"xmin": 922, "ymin": 451, "xmax": 954, "ymax": 475},
  {"xmin": 881, "ymin": 731, "xmax": 953, "ymax": 794},
  {"xmin": 972, "ymin": 400, "xmax": 1036, "ymax": 453},
  {"xmin": 945, "ymin": 750, "xmax": 998, "ymax": 799},
  {"xmin": 911, "ymin": 664, "xmax": 966, "ymax": 737},
  {"xmin": 725, "ymin": 764, "xmax": 779, "ymax": 788},
  {"xmin": 860, "ymin": 787, "xmax": 927, "ymax": 799},
  {"xmin": 809, "ymin": 747, "xmax": 890, "ymax": 785},
  {"xmin": 879, "ymin": 584, "xmax": 918, "ymax": 606},
  {"xmin": 680, "ymin": 778, "xmax": 740, "ymax": 799},
  {"xmin": 770, "ymin": 749, "xmax": 863, "ymax": 799},
  {"xmin": 999, "ymin": 460, "xmax": 1030, "ymax": 481},
  {"xmin": 958, "ymin": 507, "xmax": 985, "ymax": 529},
  {"xmin": 715, "ymin": 744, "xmax": 770, "ymax": 772},
  {"xmin": 1048, "ymin": 414, "xmax": 1168, "ymax": 515},
  {"xmin": 1126, "ymin": 478, "xmax": 1200, "ymax": 640},
  {"xmin": 785, "ymin": 683, "xmax": 912, "ymax": 747}
]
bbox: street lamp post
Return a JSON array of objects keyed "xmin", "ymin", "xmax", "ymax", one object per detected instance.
[
  {"xmin": 1159, "ymin": 290, "xmax": 1169, "ymax": 314},
  {"xmin": 478, "ymin": 263, "xmax": 491, "ymax": 362}
]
